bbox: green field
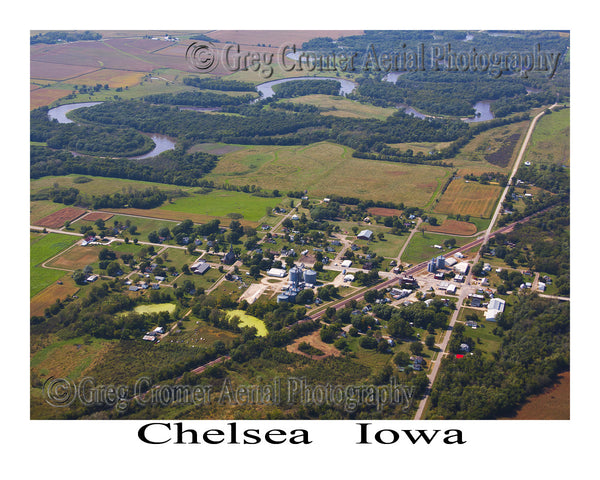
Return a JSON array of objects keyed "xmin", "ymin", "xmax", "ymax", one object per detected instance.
[
  {"xmin": 133, "ymin": 303, "xmax": 177, "ymax": 315},
  {"xmin": 31, "ymin": 232, "xmax": 80, "ymax": 297},
  {"xmin": 160, "ymin": 190, "xmax": 283, "ymax": 223},
  {"xmin": 401, "ymin": 231, "xmax": 472, "ymax": 265},
  {"xmin": 523, "ymin": 107, "xmax": 570, "ymax": 166},
  {"xmin": 206, "ymin": 142, "xmax": 448, "ymax": 206},
  {"xmin": 226, "ymin": 309, "xmax": 268, "ymax": 336}
]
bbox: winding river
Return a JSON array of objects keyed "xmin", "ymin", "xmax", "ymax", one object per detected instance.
[
  {"xmin": 47, "ymin": 102, "xmax": 176, "ymax": 158},
  {"xmin": 255, "ymin": 76, "xmax": 357, "ymax": 99},
  {"xmin": 47, "ymin": 73, "xmax": 494, "ymax": 159}
]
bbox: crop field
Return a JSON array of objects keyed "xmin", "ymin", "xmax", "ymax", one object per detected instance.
[
  {"xmin": 30, "ymin": 275, "xmax": 80, "ymax": 318},
  {"xmin": 424, "ymin": 219, "xmax": 478, "ymax": 236},
  {"xmin": 434, "ymin": 179, "xmax": 502, "ymax": 218},
  {"xmin": 523, "ymin": 107, "xmax": 570, "ymax": 166},
  {"xmin": 67, "ymin": 69, "xmax": 146, "ymax": 88},
  {"xmin": 30, "ymin": 201, "xmax": 69, "ymax": 225},
  {"xmin": 30, "ymin": 88, "xmax": 74, "ymax": 109},
  {"xmin": 206, "ymin": 142, "xmax": 447, "ymax": 206},
  {"xmin": 46, "ymin": 245, "xmax": 103, "ymax": 271},
  {"xmin": 34, "ymin": 207, "xmax": 87, "ymax": 229},
  {"xmin": 81, "ymin": 212, "xmax": 114, "ymax": 222},
  {"xmin": 287, "ymin": 94, "xmax": 396, "ymax": 120},
  {"xmin": 366, "ymin": 207, "xmax": 404, "ymax": 217},
  {"xmin": 30, "ymin": 61, "xmax": 100, "ymax": 81}
]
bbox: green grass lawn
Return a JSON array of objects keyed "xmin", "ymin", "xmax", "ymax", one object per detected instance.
[
  {"xmin": 458, "ymin": 308, "xmax": 503, "ymax": 359},
  {"xmin": 401, "ymin": 231, "xmax": 472, "ymax": 265}
]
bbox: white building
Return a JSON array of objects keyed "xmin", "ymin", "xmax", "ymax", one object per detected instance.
[
  {"xmin": 266, "ymin": 268, "xmax": 287, "ymax": 278},
  {"xmin": 341, "ymin": 260, "xmax": 353, "ymax": 268},
  {"xmin": 454, "ymin": 262, "xmax": 470, "ymax": 275},
  {"xmin": 485, "ymin": 298, "xmax": 506, "ymax": 321}
]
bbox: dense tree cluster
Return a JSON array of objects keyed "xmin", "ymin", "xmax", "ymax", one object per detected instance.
[
  {"xmin": 272, "ymin": 79, "xmax": 341, "ymax": 98},
  {"xmin": 429, "ymin": 294, "xmax": 569, "ymax": 419},
  {"xmin": 31, "ymin": 108, "xmax": 153, "ymax": 157},
  {"xmin": 182, "ymin": 76, "xmax": 256, "ymax": 91},
  {"xmin": 142, "ymin": 90, "xmax": 255, "ymax": 107},
  {"xmin": 30, "ymin": 30, "xmax": 101, "ymax": 44}
]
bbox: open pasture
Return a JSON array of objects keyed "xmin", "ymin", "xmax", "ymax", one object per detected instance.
[
  {"xmin": 523, "ymin": 107, "xmax": 570, "ymax": 166},
  {"xmin": 287, "ymin": 94, "xmax": 396, "ymax": 120},
  {"xmin": 206, "ymin": 142, "xmax": 447, "ymax": 206},
  {"xmin": 159, "ymin": 190, "xmax": 282, "ymax": 223}
]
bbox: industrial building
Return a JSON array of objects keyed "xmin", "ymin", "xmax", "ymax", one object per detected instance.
[
  {"xmin": 454, "ymin": 262, "xmax": 470, "ymax": 275},
  {"xmin": 267, "ymin": 268, "xmax": 287, "ymax": 278},
  {"xmin": 485, "ymin": 298, "xmax": 506, "ymax": 321}
]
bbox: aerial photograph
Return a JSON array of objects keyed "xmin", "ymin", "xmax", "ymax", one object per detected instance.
[{"xmin": 29, "ymin": 29, "xmax": 570, "ymax": 422}]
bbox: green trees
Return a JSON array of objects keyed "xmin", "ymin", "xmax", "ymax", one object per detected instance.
[{"xmin": 409, "ymin": 341, "xmax": 423, "ymax": 356}]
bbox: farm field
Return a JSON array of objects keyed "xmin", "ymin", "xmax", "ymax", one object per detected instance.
[
  {"xmin": 434, "ymin": 179, "xmax": 502, "ymax": 218},
  {"xmin": 159, "ymin": 190, "xmax": 283, "ymax": 223},
  {"xmin": 423, "ymin": 219, "xmax": 478, "ymax": 236},
  {"xmin": 30, "ymin": 232, "xmax": 80, "ymax": 297},
  {"xmin": 30, "ymin": 200, "xmax": 70, "ymax": 225},
  {"xmin": 523, "ymin": 107, "xmax": 570, "ymax": 166},
  {"xmin": 46, "ymin": 244, "xmax": 103, "ymax": 271},
  {"xmin": 287, "ymin": 94, "xmax": 397, "ymax": 120},
  {"xmin": 453, "ymin": 120, "xmax": 529, "ymax": 174},
  {"xmin": 34, "ymin": 207, "xmax": 87, "ymax": 229},
  {"xmin": 30, "ymin": 88, "xmax": 74, "ymax": 109},
  {"xmin": 206, "ymin": 142, "xmax": 447, "ymax": 206},
  {"xmin": 30, "ymin": 274, "xmax": 80, "ymax": 318}
]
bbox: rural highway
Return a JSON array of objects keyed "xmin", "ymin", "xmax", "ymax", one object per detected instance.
[{"xmin": 412, "ymin": 104, "xmax": 559, "ymax": 420}]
